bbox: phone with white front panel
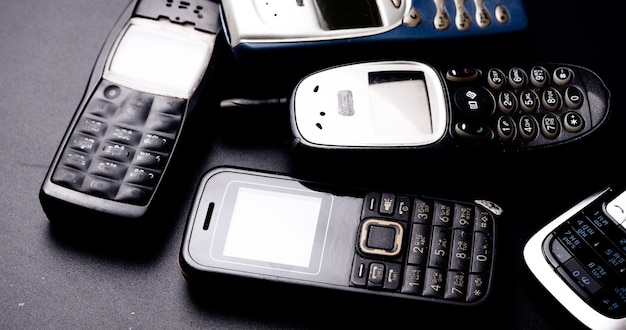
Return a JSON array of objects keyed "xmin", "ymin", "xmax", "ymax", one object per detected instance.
[
  {"xmin": 524, "ymin": 180, "xmax": 626, "ymax": 329},
  {"xmin": 39, "ymin": 0, "xmax": 220, "ymax": 219},
  {"xmin": 289, "ymin": 60, "xmax": 610, "ymax": 151}
]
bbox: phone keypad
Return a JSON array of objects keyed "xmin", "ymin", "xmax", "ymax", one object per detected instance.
[
  {"xmin": 418, "ymin": 0, "xmax": 518, "ymax": 32},
  {"xmin": 50, "ymin": 79, "xmax": 184, "ymax": 205},
  {"xmin": 446, "ymin": 64, "xmax": 605, "ymax": 149},
  {"xmin": 542, "ymin": 194, "xmax": 626, "ymax": 318},
  {"xmin": 350, "ymin": 192, "xmax": 496, "ymax": 304}
]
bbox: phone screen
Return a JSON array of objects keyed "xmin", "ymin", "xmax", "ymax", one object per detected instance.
[
  {"xmin": 208, "ymin": 180, "xmax": 334, "ymax": 274},
  {"xmin": 314, "ymin": 0, "xmax": 382, "ymax": 30},
  {"xmin": 223, "ymin": 187, "xmax": 322, "ymax": 267},
  {"xmin": 368, "ymin": 71, "xmax": 433, "ymax": 136},
  {"xmin": 106, "ymin": 18, "xmax": 214, "ymax": 97}
]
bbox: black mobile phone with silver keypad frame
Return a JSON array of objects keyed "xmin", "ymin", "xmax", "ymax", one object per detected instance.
[{"xmin": 40, "ymin": 0, "xmax": 220, "ymax": 219}]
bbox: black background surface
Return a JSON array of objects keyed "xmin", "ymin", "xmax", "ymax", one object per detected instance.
[{"xmin": 1, "ymin": 1, "xmax": 623, "ymax": 328}]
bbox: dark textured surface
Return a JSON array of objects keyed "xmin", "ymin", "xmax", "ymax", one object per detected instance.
[{"xmin": 1, "ymin": 1, "xmax": 623, "ymax": 328}]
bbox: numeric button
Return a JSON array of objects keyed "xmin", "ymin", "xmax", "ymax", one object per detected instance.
[
  {"xmin": 433, "ymin": 201, "xmax": 453, "ymax": 227},
  {"xmin": 401, "ymin": 265, "xmax": 425, "ymax": 295},
  {"xmin": 449, "ymin": 229, "xmax": 472, "ymax": 271},
  {"xmin": 475, "ymin": 0, "xmax": 491, "ymax": 27},
  {"xmin": 470, "ymin": 231, "xmax": 492, "ymax": 274},
  {"xmin": 115, "ymin": 184, "xmax": 151, "ymax": 204},
  {"xmin": 508, "ymin": 67, "xmax": 527, "ymax": 89},
  {"xmin": 139, "ymin": 133, "xmax": 170, "ymax": 152},
  {"xmin": 68, "ymin": 134, "xmax": 98, "ymax": 154},
  {"xmin": 487, "ymin": 68, "xmax": 506, "ymax": 90},
  {"xmin": 565, "ymin": 86, "xmax": 584, "ymax": 109},
  {"xmin": 518, "ymin": 115, "xmax": 538, "ymax": 141},
  {"xmin": 541, "ymin": 87, "xmax": 562, "ymax": 112},
  {"xmin": 407, "ymin": 224, "xmax": 430, "ymax": 265},
  {"xmin": 81, "ymin": 175, "xmax": 119, "ymax": 199},
  {"xmin": 497, "ymin": 90, "xmax": 517, "ymax": 114},
  {"xmin": 496, "ymin": 116, "xmax": 515, "ymax": 141},
  {"xmin": 530, "ymin": 66, "xmax": 549, "ymax": 88},
  {"xmin": 433, "ymin": 0, "xmax": 451, "ymax": 30},
  {"xmin": 413, "ymin": 198, "xmax": 433, "ymax": 224},
  {"xmin": 444, "ymin": 270, "xmax": 467, "ymax": 301},
  {"xmin": 540, "ymin": 113, "xmax": 560, "ymax": 139},
  {"xmin": 495, "ymin": 5, "xmax": 510, "ymax": 23},
  {"xmin": 423, "ymin": 268, "xmax": 446, "ymax": 298},
  {"xmin": 429, "ymin": 226, "xmax": 451, "ymax": 268},
  {"xmin": 519, "ymin": 90, "xmax": 539, "ymax": 113},
  {"xmin": 116, "ymin": 93, "xmax": 153, "ymax": 126},
  {"xmin": 76, "ymin": 118, "xmax": 107, "ymax": 137}
]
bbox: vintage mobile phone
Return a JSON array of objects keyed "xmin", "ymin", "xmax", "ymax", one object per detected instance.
[
  {"xmin": 219, "ymin": 0, "xmax": 528, "ymax": 62},
  {"xmin": 39, "ymin": 0, "xmax": 220, "ymax": 219},
  {"xmin": 524, "ymin": 180, "xmax": 626, "ymax": 330},
  {"xmin": 180, "ymin": 167, "xmax": 502, "ymax": 305},
  {"xmin": 289, "ymin": 60, "xmax": 610, "ymax": 151}
]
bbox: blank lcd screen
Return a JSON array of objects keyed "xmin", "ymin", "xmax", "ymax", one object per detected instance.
[
  {"xmin": 108, "ymin": 21, "xmax": 212, "ymax": 97},
  {"xmin": 368, "ymin": 71, "xmax": 433, "ymax": 136},
  {"xmin": 222, "ymin": 187, "xmax": 324, "ymax": 268},
  {"xmin": 314, "ymin": 0, "xmax": 382, "ymax": 30}
]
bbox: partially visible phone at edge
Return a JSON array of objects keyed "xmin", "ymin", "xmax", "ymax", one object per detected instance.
[
  {"xmin": 524, "ymin": 180, "xmax": 626, "ymax": 329},
  {"xmin": 219, "ymin": 0, "xmax": 528, "ymax": 62},
  {"xmin": 289, "ymin": 60, "xmax": 610, "ymax": 151},
  {"xmin": 180, "ymin": 167, "xmax": 503, "ymax": 305},
  {"xmin": 39, "ymin": 0, "xmax": 220, "ymax": 219}
]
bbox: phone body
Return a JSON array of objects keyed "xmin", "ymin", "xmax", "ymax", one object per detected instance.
[
  {"xmin": 219, "ymin": 0, "xmax": 528, "ymax": 62},
  {"xmin": 289, "ymin": 60, "xmax": 610, "ymax": 151},
  {"xmin": 39, "ymin": 0, "xmax": 220, "ymax": 219},
  {"xmin": 524, "ymin": 180, "xmax": 626, "ymax": 329},
  {"xmin": 180, "ymin": 167, "xmax": 502, "ymax": 305}
]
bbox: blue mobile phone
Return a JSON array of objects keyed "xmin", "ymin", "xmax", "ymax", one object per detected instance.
[{"xmin": 219, "ymin": 0, "xmax": 528, "ymax": 62}]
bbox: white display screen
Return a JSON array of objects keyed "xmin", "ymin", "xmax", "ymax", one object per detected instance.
[
  {"xmin": 108, "ymin": 19, "xmax": 213, "ymax": 97},
  {"xmin": 223, "ymin": 187, "xmax": 322, "ymax": 267},
  {"xmin": 209, "ymin": 181, "xmax": 333, "ymax": 274},
  {"xmin": 368, "ymin": 71, "xmax": 433, "ymax": 136}
]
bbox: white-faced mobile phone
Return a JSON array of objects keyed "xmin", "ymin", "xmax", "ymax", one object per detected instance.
[
  {"xmin": 524, "ymin": 180, "xmax": 626, "ymax": 330},
  {"xmin": 219, "ymin": 0, "xmax": 528, "ymax": 62},
  {"xmin": 40, "ymin": 0, "xmax": 220, "ymax": 219},
  {"xmin": 180, "ymin": 167, "xmax": 502, "ymax": 305},
  {"xmin": 289, "ymin": 60, "xmax": 610, "ymax": 151}
]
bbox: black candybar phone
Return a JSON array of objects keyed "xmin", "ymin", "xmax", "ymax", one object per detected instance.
[
  {"xmin": 180, "ymin": 167, "xmax": 503, "ymax": 305},
  {"xmin": 40, "ymin": 0, "xmax": 220, "ymax": 219}
]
